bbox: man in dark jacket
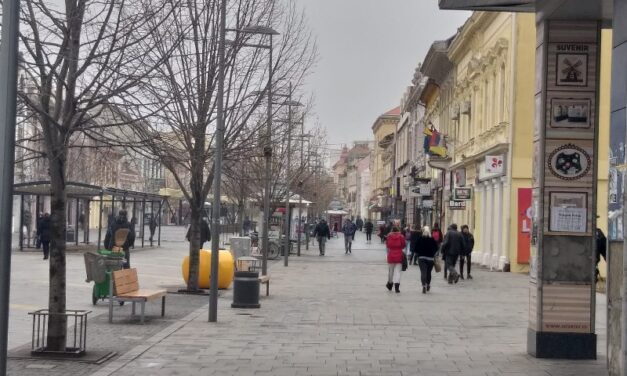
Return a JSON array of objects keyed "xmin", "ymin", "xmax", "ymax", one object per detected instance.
[
  {"xmin": 186, "ymin": 218, "xmax": 211, "ymax": 249},
  {"xmin": 37, "ymin": 213, "xmax": 52, "ymax": 260},
  {"xmin": 460, "ymin": 225, "xmax": 475, "ymax": 280},
  {"xmin": 313, "ymin": 219, "xmax": 331, "ymax": 256},
  {"xmin": 108, "ymin": 210, "xmax": 134, "ymax": 268},
  {"xmin": 596, "ymin": 228, "xmax": 607, "ymax": 283},
  {"xmin": 364, "ymin": 220, "xmax": 374, "ymax": 244},
  {"xmin": 356, "ymin": 217, "xmax": 364, "ymax": 232},
  {"xmin": 441, "ymin": 224, "xmax": 465, "ymax": 284},
  {"xmin": 342, "ymin": 219, "xmax": 357, "ymax": 254}
]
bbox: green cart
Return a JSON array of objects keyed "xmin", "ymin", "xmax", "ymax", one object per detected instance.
[{"xmin": 84, "ymin": 250, "xmax": 125, "ymax": 305}]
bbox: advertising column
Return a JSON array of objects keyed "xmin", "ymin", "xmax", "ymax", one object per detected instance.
[{"xmin": 528, "ymin": 20, "xmax": 600, "ymax": 359}]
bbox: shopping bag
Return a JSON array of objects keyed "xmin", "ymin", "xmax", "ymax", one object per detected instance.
[{"xmin": 434, "ymin": 255, "xmax": 442, "ymax": 273}]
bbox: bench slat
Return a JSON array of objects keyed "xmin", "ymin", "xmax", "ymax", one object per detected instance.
[{"xmin": 116, "ymin": 289, "xmax": 167, "ymax": 300}]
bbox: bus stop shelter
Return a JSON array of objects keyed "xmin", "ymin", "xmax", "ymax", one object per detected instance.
[{"xmin": 13, "ymin": 181, "xmax": 168, "ymax": 250}]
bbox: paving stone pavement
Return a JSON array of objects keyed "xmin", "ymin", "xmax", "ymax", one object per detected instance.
[{"xmin": 85, "ymin": 234, "xmax": 609, "ymax": 376}]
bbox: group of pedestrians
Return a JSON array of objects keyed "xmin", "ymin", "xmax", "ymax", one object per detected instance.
[{"xmin": 385, "ymin": 222, "xmax": 474, "ymax": 294}]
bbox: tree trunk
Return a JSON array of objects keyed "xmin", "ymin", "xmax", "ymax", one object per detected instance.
[
  {"xmin": 186, "ymin": 202, "xmax": 202, "ymax": 291},
  {"xmin": 46, "ymin": 151, "xmax": 67, "ymax": 351}
]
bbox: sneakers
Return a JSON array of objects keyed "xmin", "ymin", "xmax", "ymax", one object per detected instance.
[
  {"xmin": 426, "ymin": 285, "xmax": 431, "ymax": 292},
  {"xmin": 386, "ymin": 282, "xmax": 393, "ymax": 291},
  {"xmin": 467, "ymin": 274, "xmax": 473, "ymax": 280},
  {"xmin": 454, "ymin": 274, "xmax": 460, "ymax": 284},
  {"xmin": 422, "ymin": 286, "xmax": 426, "ymax": 294}
]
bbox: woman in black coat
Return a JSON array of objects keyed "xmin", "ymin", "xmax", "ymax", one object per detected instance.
[{"xmin": 417, "ymin": 226, "xmax": 439, "ymax": 294}]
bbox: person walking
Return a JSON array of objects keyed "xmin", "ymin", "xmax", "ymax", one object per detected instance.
[
  {"xmin": 596, "ymin": 228, "xmax": 607, "ymax": 283},
  {"xmin": 364, "ymin": 219, "xmax": 374, "ymax": 244},
  {"xmin": 417, "ymin": 226, "xmax": 439, "ymax": 293},
  {"xmin": 404, "ymin": 226, "xmax": 411, "ymax": 256},
  {"xmin": 342, "ymin": 219, "xmax": 357, "ymax": 254},
  {"xmin": 356, "ymin": 217, "xmax": 364, "ymax": 232},
  {"xmin": 378, "ymin": 223, "xmax": 386, "ymax": 243},
  {"xmin": 148, "ymin": 216, "xmax": 158, "ymax": 242},
  {"xmin": 385, "ymin": 226, "xmax": 406, "ymax": 293},
  {"xmin": 432, "ymin": 223, "xmax": 445, "ymax": 278},
  {"xmin": 441, "ymin": 224, "xmax": 465, "ymax": 284},
  {"xmin": 409, "ymin": 224, "xmax": 422, "ymax": 265},
  {"xmin": 460, "ymin": 225, "xmax": 475, "ymax": 280},
  {"xmin": 313, "ymin": 219, "xmax": 331, "ymax": 255},
  {"xmin": 185, "ymin": 218, "xmax": 211, "ymax": 250},
  {"xmin": 37, "ymin": 213, "xmax": 52, "ymax": 260}
]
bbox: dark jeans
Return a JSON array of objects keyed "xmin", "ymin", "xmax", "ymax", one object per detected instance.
[
  {"xmin": 42, "ymin": 241, "xmax": 50, "ymax": 259},
  {"xmin": 366, "ymin": 232, "xmax": 372, "ymax": 241},
  {"xmin": 445, "ymin": 254, "xmax": 459, "ymax": 280},
  {"xmin": 317, "ymin": 236, "xmax": 326, "ymax": 254},
  {"xmin": 418, "ymin": 258, "xmax": 434, "ymax": 287},
  {"xmin": 459, "ymin": 253, "xmax": 472, "ymax": 276}
]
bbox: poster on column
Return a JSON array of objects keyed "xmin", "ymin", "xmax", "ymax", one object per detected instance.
[
  {"xmin": 548, "ymin": 191, "xmax": 588, "ymax": 233},
  {"xmin": 517, "ymin": 188, "xmax": 532, "ymax": 264}
]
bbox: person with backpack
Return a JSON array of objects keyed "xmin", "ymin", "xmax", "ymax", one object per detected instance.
[
  {"xmin": 460, "ymin": 225, "xmax": 475, "ymax": 279},
  {"xmin": 385, "ymin": 226, "xmax": 407, "ymax": 293}
]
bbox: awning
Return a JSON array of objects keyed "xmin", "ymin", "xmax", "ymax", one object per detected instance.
[
  {"xmin": 438, "ymin": 0, "xmax": 535, "ymax": 12},
  {"xmin": 325, "ymin": 210, "xmax": 348, "ymax": 216}
]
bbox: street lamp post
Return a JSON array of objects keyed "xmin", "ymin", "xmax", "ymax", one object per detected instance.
[{"xmin": 234, "ymin": 26, "xmax": 280, "ymax": 277}]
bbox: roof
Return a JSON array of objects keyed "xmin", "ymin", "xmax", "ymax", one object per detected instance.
[
  {"xmin": 383, "ymin": 107, "xmax": 400, "ymax": 117},
  {"xmin": 13, "ymin": 181, "xmax": 166, "ymax": 201}
]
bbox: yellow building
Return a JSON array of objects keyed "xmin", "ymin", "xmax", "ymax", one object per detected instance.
[
  {"xmin": 423, "ymin": 12, "xmax": 609, "ymax": 273},
  {"xmin": 370, "ymin": 107, "xmax": 400, "ymax": 220}
]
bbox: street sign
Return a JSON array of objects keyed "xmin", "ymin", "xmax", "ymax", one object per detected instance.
[
  {"xmin": 449, "ymin": 200, "xmax": 466, "ymax": 210},
  {"xmin": 454, "ymin": 187, "xmax": 472, "ymax": 200}
]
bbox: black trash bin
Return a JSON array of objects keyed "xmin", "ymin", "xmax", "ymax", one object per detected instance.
[{"xmin": 231, "ymin": 271, "xmax": 260, "ymax": 309}]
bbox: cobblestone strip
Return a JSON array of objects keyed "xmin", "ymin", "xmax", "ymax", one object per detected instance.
[{"xmin": 89, "ymin": 305, "xmax": 208, "ymax": 376}]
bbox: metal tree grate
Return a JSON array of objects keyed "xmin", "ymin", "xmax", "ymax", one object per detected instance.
[{"xmin": 28, "ymin": 309, "xmax": 91, "ymax": 357}]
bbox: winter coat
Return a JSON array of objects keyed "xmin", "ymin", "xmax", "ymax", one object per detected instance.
[
  {"xmin": 461, "ymin": 232, "xmax": 475, "ymax": 255},
  {"xmin": 185, "ymin": 220, "xmax": 211, "ymax": 245},
  {"xmin": 441, "ymin": 228, "xmax": 465, "ymax": 257},
  {"xmin": 313, "ymin": 222, "xmax": 331, "ymax": 239},
  {"xmin": 356, "ymin": 218, "xmax": 364, "ymax": 228},
  {"xmin": 107, "ymin": 218, "xmax": 133, "ymax": 250},
  {"xmin": 37, "ymin": 216, "xmax": 52, "ymax": 243},
  {"xmin": 342, "ymin": 222, "xmax": 357, "ymax": 237},
  {"xmin": 409, "ymin": 231, "xmax": 422, "ymax": 254},
  {"xmin": 431, "ymin": 229, "xmax": 443, "ymax": 244},
  {"xmin": 386, "ymin": 232, "xmax": 406, "ymax": 264},
  {"xmin": 364, "ymin": 221, "xmax": 374, "ymax": 233},
  {"xmin": 417, "ymin": 236, "xmax": 438, "ymax": 259}
]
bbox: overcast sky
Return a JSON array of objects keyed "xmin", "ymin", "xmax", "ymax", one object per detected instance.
[{"xmin": 291, "ymin": 1, "xmax": 470, "ymax": 151}]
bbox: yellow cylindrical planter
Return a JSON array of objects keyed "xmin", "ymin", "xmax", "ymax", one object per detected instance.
[{"xmin": 182, "ymin": 249, "xmax": 235, "ymax": 289}]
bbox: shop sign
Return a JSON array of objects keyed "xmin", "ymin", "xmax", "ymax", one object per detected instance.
[
  {"xmin": 454, "ymin": 169, "xmax": 466, "ymax": 187},
  {"xmin": 485, "ymin": 155, "xmax": 504, "ymax": 174},
  {"xmin": 449, "ymin": 200, "xmax": 466, "ymax": 210},
  {"xmin": 453, "ymin": 187, "xmax": 472, "ymax": 201}
]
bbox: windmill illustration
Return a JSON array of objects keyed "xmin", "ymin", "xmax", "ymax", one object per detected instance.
[{"xmin": 561, "ymin": 57, "xmax": 584, "ymax": 83}]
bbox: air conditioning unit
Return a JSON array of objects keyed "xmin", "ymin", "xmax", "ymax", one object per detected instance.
[
  {"xmin": 461, "ymin": 101, "xmax": 471, "ymax": 115},
  {"xmin": 450, "ymin": 104, "xmax": 460, "ymax": 121}
]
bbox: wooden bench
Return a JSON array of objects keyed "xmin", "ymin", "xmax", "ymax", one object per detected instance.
[
  {"xmin": 259, "ymin": 275, "xmax": 270, "ymax": 296},
  {"xmin": 109, "ymin": 268, "xmax": 167, "ymax": 324}
]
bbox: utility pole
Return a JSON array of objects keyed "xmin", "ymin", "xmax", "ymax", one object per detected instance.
[
  {"xmin": 283, "ymin": 83, "xmax": 293, "ymax": 267},
  {"xmin": 0, "ymin": 0, "xmax": 21, "ymax": 372}
]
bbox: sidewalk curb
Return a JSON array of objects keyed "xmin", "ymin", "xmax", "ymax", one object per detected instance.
[{"xmin": 88, "ymin": 305, "xmax": 208, "ymax": 376}]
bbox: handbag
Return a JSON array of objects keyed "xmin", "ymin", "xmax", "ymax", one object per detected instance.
[
  {"xmin": 434, "ymin": 255, "xmax": 442, "ymax": 273},
  {"xmin": 402, "ymin": 255, "xmax": 408, "ymax": 271}
]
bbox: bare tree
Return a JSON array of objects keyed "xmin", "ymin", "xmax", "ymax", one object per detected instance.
[
  {"xmin": 18, "ymin": 0, "xmax": 177, "ymax": 351},
  {"xmin": 124, "ymin": 0, "xmax": 317, "ymax": 291}
]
